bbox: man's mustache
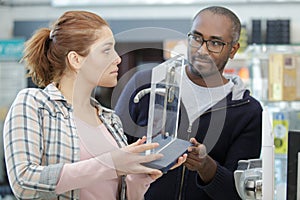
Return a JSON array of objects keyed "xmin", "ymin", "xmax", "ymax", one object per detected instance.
[{"xmin": 192, "ymin": 54, "xmax": 212, "ymax": 63}]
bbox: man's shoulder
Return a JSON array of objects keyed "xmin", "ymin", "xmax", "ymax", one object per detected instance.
[
  {"xmin": 124, "ymin": 69, "xmax": 152, "ymax": 94},
  {"xmin": 243, "ymin": 91, "xmax": 263, "ymax": 112},
  {"xmin": 132, "ymin": 68, "xmax": 152, "ymax": 82}
]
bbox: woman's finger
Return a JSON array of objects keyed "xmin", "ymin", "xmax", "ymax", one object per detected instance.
[
  {"xmin": 170, "ymin": 153, "xmax": 187, "ymax": 170},
  {"xmin": 127, "ymin": 142, "xmax": 160, "ymax": 153}
]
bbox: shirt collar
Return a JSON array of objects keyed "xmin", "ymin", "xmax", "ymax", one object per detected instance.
[
  {"xmin": 44, "ymin": 83, "xmax": 68, "ymax": 102},
  {"xmin": 44, "ymin": 83, "xmax": 116, "ymax": 114}
]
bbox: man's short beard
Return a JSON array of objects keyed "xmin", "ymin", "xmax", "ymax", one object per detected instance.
[
  {"xmin": 188, "ymin": 61, "xmax": 227, "ymax": 79},
  {"xmin": 188, "ymin": 63, "xmax": 204, "ymax": 78}
]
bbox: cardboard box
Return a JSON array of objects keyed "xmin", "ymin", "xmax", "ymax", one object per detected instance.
[{"xmin": 268, "ymin": 53, "xmax": 300, "ymax": 101}]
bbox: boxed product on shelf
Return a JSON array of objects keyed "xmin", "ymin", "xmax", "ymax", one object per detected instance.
[
  {"xmin": 273, "ymin": 112, "xmax": 289, "ymax": 155},
  {"xmin": 296, "ymin": 56, "xmax": 300, "ymax": 99},
  {"xmin": 268, "ymin": 53, "xmax": 300, "ymax": 101}
]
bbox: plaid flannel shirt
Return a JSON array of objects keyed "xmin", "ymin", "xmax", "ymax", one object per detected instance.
[{"xmin": 3, "ymin": 83, "xmax": 127, "ymax": 200}]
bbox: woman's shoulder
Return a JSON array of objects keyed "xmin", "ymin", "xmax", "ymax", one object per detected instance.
[
  {"xmin": 16, "ymin": 87, "xmax": 48, "ymax": 102},
  {"xmin": 15, "ymin": 85, "xmax": 67, "ymax": 112},
  {"xmin": 8, "ymin": 88, "xmax": 50, "ymax": 114}
]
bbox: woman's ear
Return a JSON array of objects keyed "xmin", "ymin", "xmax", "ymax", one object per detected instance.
[{"xmin": 67, "ymin": 51, "xmax": 83, "ymax": 71}]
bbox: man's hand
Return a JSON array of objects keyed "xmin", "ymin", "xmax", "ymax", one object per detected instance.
[
  {"xmin": 184, "ymin": 138, "xmax": 217, "ymax": 183},
  {"xmin": 184, "ymin": 138, "xmax": 207, "ymax": 171}
]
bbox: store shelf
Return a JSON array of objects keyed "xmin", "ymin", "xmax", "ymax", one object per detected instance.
[{"xmin": 230, "ymin": 44, "xmax": 300, "ymax": 199}]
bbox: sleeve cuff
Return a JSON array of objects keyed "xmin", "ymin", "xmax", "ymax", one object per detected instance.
[
  {"xmin": 195, "ymin": 163, "xmax": 239, "ymax": 199},
  {"xmin": 196, "ymin": 163, "xmax": 225, "ymax": 188}
]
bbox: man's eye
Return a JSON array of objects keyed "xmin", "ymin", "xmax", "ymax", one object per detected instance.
[
  {"xmin": 210, "ymin": 41, "xmax": 223, "ymax": 46},
  {"xmin": 193, "ymin": 36, "xmax": 202, "ymax": 42}
]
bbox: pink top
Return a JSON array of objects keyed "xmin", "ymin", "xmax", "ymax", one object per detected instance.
[{"xmin": 56, "ymin": 117, "xmax": 153, "ymax": 200}]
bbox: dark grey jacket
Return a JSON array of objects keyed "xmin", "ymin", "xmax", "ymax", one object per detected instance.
[{"xmin": 115, "ymin": 69, "xmax": 262, "ymax": 200}]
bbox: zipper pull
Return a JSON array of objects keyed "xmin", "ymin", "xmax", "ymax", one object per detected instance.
[
  {"xmin": 187, "ymin": 123, "xmax": 192, "ymax": 133},
  {"xmin": 186, "ymin": 123, "xmax": 193, "ymax": 140}
]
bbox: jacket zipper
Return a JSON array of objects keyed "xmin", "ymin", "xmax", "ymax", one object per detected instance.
[
  {"xmin": 178, "ymin": 122, "xmax": 192, "ymax": 200},
  {"xmin": 202, "ymin": 99, "xmax": 250, "ymax": 115},
  {"xmin": 177, "ymin": 99, "xmax": 250, "ymax": 199},
  {"xmin": 178, "ymin": 165, "xmax": 186, "ymax": 200}
]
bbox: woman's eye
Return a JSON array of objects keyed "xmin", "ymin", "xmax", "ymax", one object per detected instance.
[{"xmin": 104, "ymin": 49, "xmax": 111, "ymax": 54}]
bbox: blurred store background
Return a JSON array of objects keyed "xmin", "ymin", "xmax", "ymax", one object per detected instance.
[{"xmin": 1, "ymin": 0, "xmax": 300, "ymax": 199}]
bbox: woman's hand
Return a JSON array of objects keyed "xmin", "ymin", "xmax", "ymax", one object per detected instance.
[
  {"xmin": 147, "ymin": 151, "xmax": 187, "ymax": 180},
  {"xmin": 170, "ymin": 153, "xmax": 188, "ymax": 170},
  {"xmin": 111, "ymin": 136, "xmax": 163, "ymax": 177}
]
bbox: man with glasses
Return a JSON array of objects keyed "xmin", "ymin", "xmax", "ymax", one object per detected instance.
[{"xmin": 115, "ymin": 6, "xmax": 262, "ymax": 200}]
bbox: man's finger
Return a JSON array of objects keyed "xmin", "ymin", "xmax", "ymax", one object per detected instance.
[
  {"xmin": 188, "ymin": 146, "xmax": 201, "ymax": 153},
  {"xmin": 190, "ymin": 138, "xmax": 200, "ymax": 146}
]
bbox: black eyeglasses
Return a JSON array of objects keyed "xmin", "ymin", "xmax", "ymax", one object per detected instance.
[{"xmin": 187, "ymin": 32, "xmax": 230, "ymax": 53}]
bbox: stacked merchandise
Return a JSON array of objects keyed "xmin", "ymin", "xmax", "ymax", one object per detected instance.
[
  {"xmin": 266, "ymin": 19, "xmax": 290, "ymax": 44},
  {"xmin": 268, "ymin": 53, "xmax": 300, "ymax": 101},
  {"xmin": 250, "ymin": 19, "xmax": 290, "ymax": 45},
  {"xmin": 251, "ymin": 19, "xmax": 262, "ymax": 44},
  {"xmin": 238, "ymin": 25, "xmax": 248, "ymax": 53}
]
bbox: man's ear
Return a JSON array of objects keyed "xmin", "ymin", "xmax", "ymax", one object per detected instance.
[
  {"xmin": 67, "ymin": 51, "xmax": 83, "ymax": 71},
  {"xmin": 229, "ymin": 42, "xmax": 240, "ymax": 59}
]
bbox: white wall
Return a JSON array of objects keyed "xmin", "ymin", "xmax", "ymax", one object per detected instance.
[{"xmin": 1, "ymin": 2, "xmax": 300, "ymax": 43}]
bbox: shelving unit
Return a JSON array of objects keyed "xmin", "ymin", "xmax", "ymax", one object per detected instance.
[{"xmin": 228, "ymin": 44, "xmax": 300, "ymax": 199}]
